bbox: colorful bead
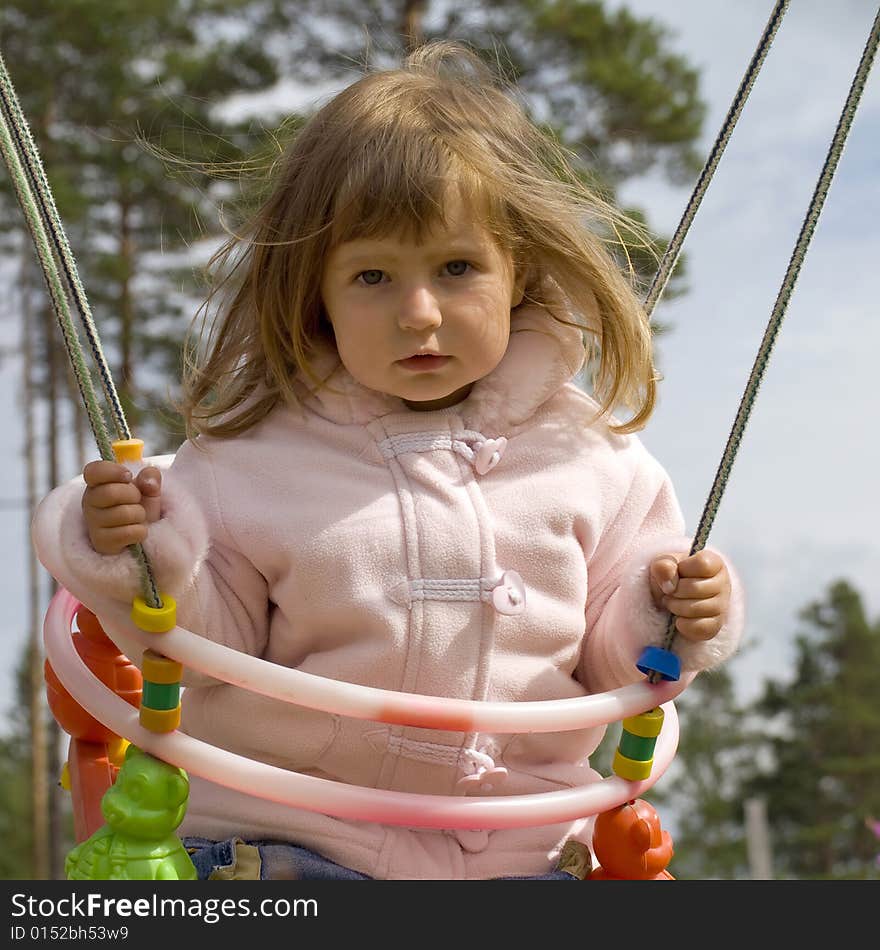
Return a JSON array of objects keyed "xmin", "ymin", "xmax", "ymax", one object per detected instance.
[
  {"xmin": 131, "ymin": 594, "xmax": 177, "ymax": 633},
  {"xmin": 138, "ymin": 650, "xmax": 182, "ymax": 734},
  {"xmin": 612, "ymin": 707, "xmax": 665, "ymax": 781},
  {"xmin": 111, "ymin": 438, "xmax": 145, "ymax": 465},
  {"xmin": 636, "ymin": 645, "xmax": 681, "ymax": 682}
]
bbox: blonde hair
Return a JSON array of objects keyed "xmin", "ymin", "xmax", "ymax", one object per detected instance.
[{"xmin": 180, "ymin": 41, "xmax": 658, "ymax": 438}]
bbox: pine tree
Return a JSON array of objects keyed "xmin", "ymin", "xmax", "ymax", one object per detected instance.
[
  {"xmin": 259, "ymin": 0, "xmax": 705, "ymax": 185},
  {"xmin": 0, "ymin": 0, "xmax": 290, "ymax": 451},
  {"xmin": 252, "ymin": 0, "xmax": 706, "ymax": 291},
  {"xmin": 0, "ymin": 643, "xmax": 74, "ymax": 879},
  {"xmin": 747, "ymin": 581, "xmax": 880, "ymax": 879},
  {"xmin": 649, "ymin": 663, "xmax": 755, "ymax": 879}
]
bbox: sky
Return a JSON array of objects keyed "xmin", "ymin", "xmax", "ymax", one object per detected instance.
[
  {"xmin": 0, "ymin": 0, "xmax": 878, "ymax": 733},
  {"xmin": 612, "ymin": 0, "xmax": 880, "ymax": 702}
]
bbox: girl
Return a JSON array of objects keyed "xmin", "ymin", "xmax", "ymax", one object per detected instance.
[{"xmin": 35, "ymin": 41, "xmax": 744, "ymax": 880}]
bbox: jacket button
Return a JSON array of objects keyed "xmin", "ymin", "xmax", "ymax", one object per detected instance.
[
  {"xmin": 455, "ymin": 765, "xmax": 508, "ymax": 794},
  {"xmin": 455, "ymin": 829, "xmax": 490, "ymax": 853},
  {"xmin": 473, "ymin": 437, "xmax": 507, "ymax": 475},
  {"xmin": 491, "ymin": 570, "xmax": 526, "ymax": 615}
]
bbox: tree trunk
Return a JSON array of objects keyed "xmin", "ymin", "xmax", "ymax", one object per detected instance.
[
  {"xmin": 22, "ymin": 253, "xmax": 49, "ymax": 881},
  {"xmin": 64, "ymin": 363, "xmax": 88, "ymax": 470},
  {"xmin": 119, "ymin": 195, "xmax": 134, "ymax": 409},
  {"xmin": 400, "ymin": 0, "xmax": 427, "ymax": 52},
  {"xmin": 40, "ymin": 299, "xmax": 64, "ymax": 880}
]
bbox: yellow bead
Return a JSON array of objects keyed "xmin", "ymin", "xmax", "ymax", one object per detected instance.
[
  {"xmin": 613, "ymin": 749, "xmax": 654, "ymax": 781},
  {"xmin": 139, "ymin": 705, "xmax": 181, "ymax": 733},
  {"xmin": 621, "ymin": 706, "xmax": 665, "ymax": 738},
  {"xmin": 111, "ymin": 438, "xmax": 144, "ymax": 464},
  {"xmin": 131, "ymin": 594, "xmax": 177, "ymax": 633},
  {"xmin": 141, "ymin": 649, "xmax": 183, "ymax": 683}
]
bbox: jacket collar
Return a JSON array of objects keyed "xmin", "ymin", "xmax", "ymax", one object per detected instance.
[{"xmin": 298, "ymin": 305, "xmax": 586, "ymax": 432}]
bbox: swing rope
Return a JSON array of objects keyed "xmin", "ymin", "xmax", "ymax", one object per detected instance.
[
  {"xmin": 643, "ymin": 0, "xmax": 791, "ymax": 320},
  {"xmin": 0, "ymin": 70, "xmax": 113, "ymax": 457},
  {"xmin": 651, "ymin": 4, "xmax": 880, "ymax": 673},
  {"xmin": 0, "ymin": 50, "xmax": 162, "ymax": 610},
  {"xmin": 0, "ymin": 52, "xmax": 131, "ymax": 443}
]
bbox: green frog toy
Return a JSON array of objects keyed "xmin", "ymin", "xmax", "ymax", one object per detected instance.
[{"xmin": 65, "ymin": 744, "xmax": 197, "ymax": 880}]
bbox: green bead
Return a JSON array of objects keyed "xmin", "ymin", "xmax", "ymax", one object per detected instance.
[
  {"xmin": 142, "ymin": 680, "xmax": 180, "ymax": 711},
  {"xmin": 618, "ymin": 729, "xmax": 657, "ymax": 762}
]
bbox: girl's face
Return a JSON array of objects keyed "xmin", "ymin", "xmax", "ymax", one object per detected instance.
[{"xmin": 320, "ymin": 196, "xmax": 525, "ymax": 411}]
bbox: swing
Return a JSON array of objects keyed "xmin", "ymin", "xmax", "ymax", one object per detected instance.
[{"xmin": 7, "ymin": 0, "xmax": 879, "ymax": 880}]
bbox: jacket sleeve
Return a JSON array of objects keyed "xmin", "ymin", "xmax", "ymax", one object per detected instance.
[
  {"xmin": 156, "ymin": 438, "xmax": 271, "ymax": 666},
  {"xmin": 31, "ymin": 438, "xmax": 270, "ymax": 686},
  {"xmin": 576, "ymin": 438, "xmax": 746, "ymax": 694}
]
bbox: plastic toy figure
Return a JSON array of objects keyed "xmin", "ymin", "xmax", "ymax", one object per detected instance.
[
  {"xmin": 65, "ymin": 744, "xmax": 197, "ymax": 881},
  {"xmin": 589, "ymin": 798, "xmax": 675, "ymax": 880}
]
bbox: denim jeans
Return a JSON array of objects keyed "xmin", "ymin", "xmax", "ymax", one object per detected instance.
[{"xmin": 183, "ymin": 837, "xmax": 580, "ymax": 881}]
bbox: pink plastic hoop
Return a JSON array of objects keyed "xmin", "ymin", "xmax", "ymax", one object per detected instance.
[{"xmin": 45, "ymin": 588, "xmax": 680, "ymax": 829}]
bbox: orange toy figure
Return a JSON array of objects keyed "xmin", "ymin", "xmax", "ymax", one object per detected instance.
[
  {"xmin": 44, "ymin": 604, "xmax": 142, "ymax": 842},
  {"xmin": 589, "ymin": 798, "xmax": 675, "ymax": 879}
]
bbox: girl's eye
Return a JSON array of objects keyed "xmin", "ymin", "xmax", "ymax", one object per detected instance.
[
  {"xmin": 444, "ymin": 260, "xmax": 470, "ymax": 277},
  {"xmin": 357, "ymin": 269, "xmax": 385, "ymax": 285}
]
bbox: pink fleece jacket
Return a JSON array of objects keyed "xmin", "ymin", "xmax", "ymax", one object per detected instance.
[{"xmin": 32, "ymin": 304, "xmax": 745, "ymax": 879}]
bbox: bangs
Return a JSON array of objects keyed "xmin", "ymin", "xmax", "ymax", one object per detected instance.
[{"xmin": 328, "ymin": 134, "xmax": 508, "ymax": 247}]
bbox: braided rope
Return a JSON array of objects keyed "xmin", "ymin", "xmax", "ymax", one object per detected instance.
[
  {"xmin": 0, "ymin": 52, "xmax": 162, "ymax": 609},
  {"xmin": 655, "ymin": 4, "xmax": 880, "ymax": 666},
  {"xmin": 0, "ymin": 84, "xmax": 113, "ymax": 459},
  {"xmin": 643, "ymin": 0, "xmax": 790, "ymax": 319},
  {"xmin": 0, "ymin": 51, "xmax": 130, "ymax": 441}
]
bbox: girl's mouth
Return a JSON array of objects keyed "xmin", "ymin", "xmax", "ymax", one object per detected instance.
[{"xmin": 397, "ymin": 355, "xmax": 450, "ymax": 371}]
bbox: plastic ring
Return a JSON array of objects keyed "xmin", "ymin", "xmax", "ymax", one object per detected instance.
[
  {"xmin": 131, "ymin": 595, "xmax": 177, "ymax": 633},
  {"xmin": 45, "ymin": 588, "xmax": 680, "ymax": 829}
]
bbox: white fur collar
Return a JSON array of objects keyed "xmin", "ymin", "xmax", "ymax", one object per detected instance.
[{"xmin": 299, "ymin": 304, "xmax": 586, "ymax": 431}]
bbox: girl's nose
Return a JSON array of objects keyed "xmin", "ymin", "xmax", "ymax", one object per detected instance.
[{"xmin": 397, "ymin": 284, "xmax": 442, "ymax": 331}]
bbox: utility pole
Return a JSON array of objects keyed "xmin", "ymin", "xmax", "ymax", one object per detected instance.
[{"xmin": 744, "ymin": 796, "xmax": 774, "ymax": 880}]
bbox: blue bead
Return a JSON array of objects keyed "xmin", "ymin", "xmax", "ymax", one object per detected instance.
[{"xmin": 636, "ymin": 646, "xmax": 681, "ymax": 682}]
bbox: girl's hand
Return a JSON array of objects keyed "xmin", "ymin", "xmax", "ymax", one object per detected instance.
[
  {"xmin": 81, "ymin": 461, "xmax": 162, "ymax": 555},
  {"xmin": 648, "ymin": 550, "xmax": 731, "ymax": 642}
]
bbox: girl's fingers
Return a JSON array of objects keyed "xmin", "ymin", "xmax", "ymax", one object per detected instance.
[
  {"xmin": 650, "ymin": 555, "xmax": 684, "ymax": 595},
  {"xmin": 651, "ymin": 551, "xmax": 730, "ymax": 641},
  {"xmin": 667, "ymin": 575, "xmax": 723, "ymax": 600},
  {"xmin": 676, "ymin": 550, "xmax": 724, "ymax": 578},
  {"xmin": 83, "ymin": 461, "xmax": 133, "ymax": 487},
  {"xmin": 673, "ymin": 615, "xmax": 722, "ymax": 642},
  {"xmin": 135, "ymin": 466, "xmax": 162, "ymax": 495},
  {"xmin": 662, "ymin": 593, "xmax": 724, "ymax": 619},
  {"xmin": 90, "ymin": 524, "xmax": 148, "ymax": 555},
  {"xmin": 82, "ymin": 461, "xmax": 161, "ymax": 553},
  {"xmin": 88, "ymin": 504, "xmax": 147, "ymax": 529},
  {"xmin": 135, "ymin": 467, "xmax": 162, "ymax": 523},
  {"xmin": 83, "ymin": 482, "xmax": 142, "ymax": 510}
]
